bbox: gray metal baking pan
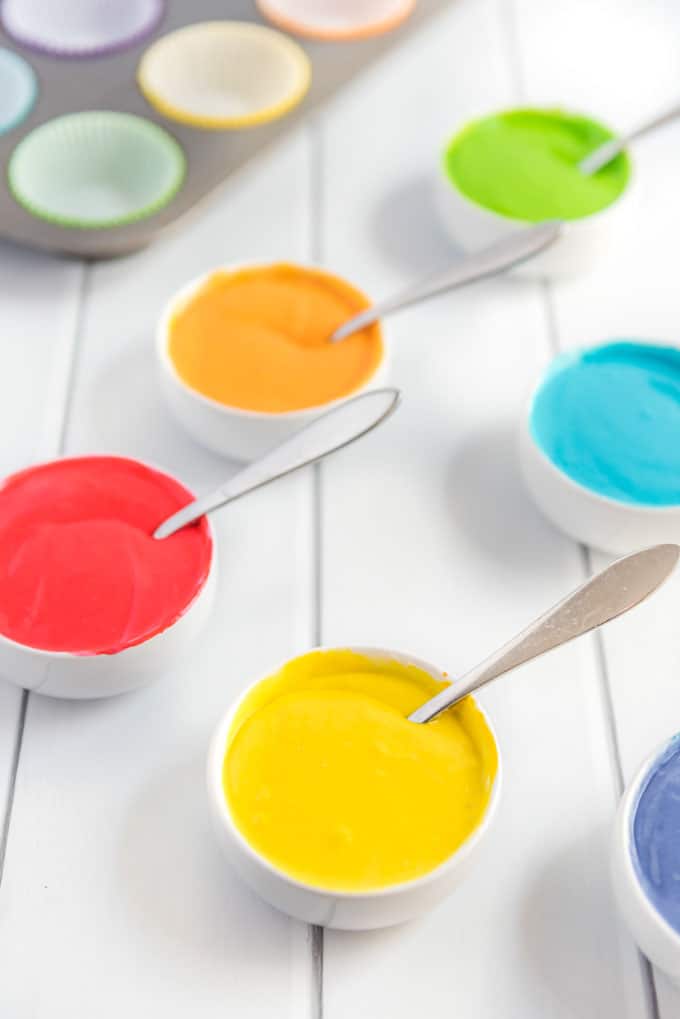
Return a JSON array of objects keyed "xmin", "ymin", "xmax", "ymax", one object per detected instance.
[{"xmin": 0, "ymin": 0, "xmax": 450, "ymax": 258}]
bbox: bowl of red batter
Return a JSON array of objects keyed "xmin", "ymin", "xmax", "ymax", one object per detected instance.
[{"xmin": 0, "ymin": 455, "xmax": 216, "ymax": 698}]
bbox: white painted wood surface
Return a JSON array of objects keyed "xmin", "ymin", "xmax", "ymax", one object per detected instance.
[{"xmin": 1, "ymin": 1, "xmax": 679, "ymax": 1015}]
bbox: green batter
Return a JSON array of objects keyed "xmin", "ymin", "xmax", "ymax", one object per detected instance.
[{"xmin": 443, "ymin": 108, "xmax": 631, "ymax": 222}]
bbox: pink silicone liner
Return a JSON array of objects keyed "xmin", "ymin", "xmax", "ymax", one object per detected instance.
[{"xmin": 255, "ymin": 0, "xmax": 415, "ymax": 41}]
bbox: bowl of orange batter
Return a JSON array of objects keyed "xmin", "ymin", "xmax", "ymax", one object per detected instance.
[{"xmin": 158, "ymin": 263, "xmax": 389, "ymax": 460}]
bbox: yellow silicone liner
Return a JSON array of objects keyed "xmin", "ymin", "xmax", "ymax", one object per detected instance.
[
  {"xmin": 255, "ymin": 0, "xmax": 415, "ymax": 41},
  {"xmin": 137, "ymin": 22, "xmax": 311, "ymax": 130}
]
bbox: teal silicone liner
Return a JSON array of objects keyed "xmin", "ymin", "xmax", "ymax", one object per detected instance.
[
  {"xmin": 0, "ymin": 48, "xmax": 37, "ymax": 136},
  {"xmin": 8, "ymin": 110, "xmax": 186, "ymax": 229}
]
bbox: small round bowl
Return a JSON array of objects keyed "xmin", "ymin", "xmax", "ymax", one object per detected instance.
[
  {"xmin": 8, "ymin": 111, "xmax": 185, "ymax": 229},
  {"xmin": 0, "ymin": 457, "xmax": 216, "ymax": 700},
  {"xmin": 1, "ymin": 0, "xmax": 165, "ymax": 58},
  {"xmin": 436, "ymin": 122, "xmax": 632, "ymax": 279},
  {"xmin": 207, "ymin": 646, "xmax": 501, "ymax": 930},
  {"xmin": 256, "ymin": 0, "xmax": 414, "ymax": 41},
  {"xmin": 612, "ymin": 734, "xmax": 680, "ymax": 986},
  {"xmin": 157, "ymin": 264, "xmax": 390, "ymax": 462},
  {"xmin": 519, "ymin": 347, "xmax": 680, "ymax": 555},
  {"xmin": 0, "ymin": 48, "xmax": 37, "ymax": 136},
  {"xmin": 137, "ymin": 21, "xmax": 310, "ymax": 130}
]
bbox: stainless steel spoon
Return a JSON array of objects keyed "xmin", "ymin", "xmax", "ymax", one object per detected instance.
[
  {"xmin": 154, "ymin": 387, "xmax": 400, "ymax": 539},
  {"xmin": 579, "ymin": 101, "xmax": 680, "ymax": 175},
  {"xmin": 409, "ymin": 544, "xmax": 679, "ymax": 724},
  {"xmin": 329, "ymin": 221, "xmax": 561, "ymax": 343}
]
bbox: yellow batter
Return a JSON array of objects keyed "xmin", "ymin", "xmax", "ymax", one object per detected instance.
[{"xmin": 224, "ymin": 650, "xmax": 498, "ymax": 891}]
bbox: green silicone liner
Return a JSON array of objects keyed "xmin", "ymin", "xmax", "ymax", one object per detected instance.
[{"xmin": 7, "ymin": 111, "xmax": 186, "ymax": 230}]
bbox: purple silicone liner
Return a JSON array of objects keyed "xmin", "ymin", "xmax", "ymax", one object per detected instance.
[{"xmin": 0, "ymin": 0, "xmax": 166, "ymax": 59}]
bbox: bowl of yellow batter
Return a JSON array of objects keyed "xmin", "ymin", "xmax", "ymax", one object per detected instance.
[
  {"xmin": 158, "ymin": 263, "xmax": 389, "ymax": 461},
  {"xmin": 207, "ymin": 647, "xmax": 501, "ymax": 929}
]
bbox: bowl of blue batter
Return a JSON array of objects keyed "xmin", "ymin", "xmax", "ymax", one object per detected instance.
[
  {"xmin": 612, "ymin": 733, "xmax": 680, "ymax": 984},
  {"xmin": 520, "ymin": 340, "xmax": 680, "ymax": 553}
]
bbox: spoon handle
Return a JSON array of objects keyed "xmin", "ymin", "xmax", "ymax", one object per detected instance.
[
  {"xmin": 409, "ymin": 544, "xmax": 679, "ymax": 724},
  {"xmin": 154, "ymin": 388, "xmax": 400, "ymax": 539},
  {"xmin": 579, "ymin": 101, "xmax": 680, "ymax": 175},
  {"xmin": 329, "ymin": 222, "xmax": 561, "ymax": 343}
]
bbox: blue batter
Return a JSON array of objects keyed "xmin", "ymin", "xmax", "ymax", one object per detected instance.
[
  {"xmin": 632, "ymin": 736, "xmax": 680, "ymax": 934},
  {"xmin": 530, "ymin": 342, "xmax": 680, "ymax": 506}
]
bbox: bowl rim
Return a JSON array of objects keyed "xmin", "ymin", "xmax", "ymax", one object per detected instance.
[
  {"xmin": 438, "ymin": 105, "xmax": 634, "ymax": 227},
  {"xmin": 617, "ymin": 732, "xmax": 680, "ymax": 952},
  {"xmin": 0, "ymin": 47, "xmax": 38, "ymax": 136},
  {"xmin": 0, "ymin": 0, "xmax": 166, "ymax": 59},
  {"xmin": 523, "ymin": 340, "xmax": 680, "ymax": 514},
  {"xmin": 157, "ymin": 260, "xmax": 389, "ymax": 422},
  {"xmin": 7, "ymin": 110, "xmax": 186, "ymax": 230},
  {"xmin": 207, "ymin": 644, "xmax": 502, "ymax": 900},
  {"xmin": 137, "ymin": 20, "xmax": 311, "ymax": 130},
  {"xmin": 0, "ymin": 452, "xmax": 216, "ymax": 661},
  {"xmin": 255, "ymin": 0, "xmax": 415, "ymax": 42}
]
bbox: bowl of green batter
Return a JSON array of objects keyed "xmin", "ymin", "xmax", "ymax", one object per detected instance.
[{"xmin": 438, "ymin": 108, "xmax": 632, "ymax": 276}]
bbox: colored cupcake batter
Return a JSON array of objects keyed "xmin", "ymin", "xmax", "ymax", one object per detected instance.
[
  {"xmin": 632, "ymin": 736, "xmax": 680, "ymax": 934},
  {"xmin": 530, "ymin": 342, "xmax": 680, "ymax": 506},
  {"xmin": 0, "ymin": 456, "xmax": 212, "ymax": 655},
  {"xmin": 444, "ymin": 108, "xmax": 631, "ymax": 222},
  {"xmin": 167, "ymin": 264, "xmax": 384, "ymax": 413},
  {"xmin": 224, "ymin": 650, "xmax": 498, "ymax": 891}
]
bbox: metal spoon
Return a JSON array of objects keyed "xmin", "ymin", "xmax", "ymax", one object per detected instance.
[
  {"xmin": 329, "ymin": 221, "xmax": 561, "ymax": 343},
  {"xmin": 154, "ymin": 387, "xmax": 400, "ymax": 539},
  {"xmin": 409, "ymin": 544, "xmax": 679, "ymax": 725},
  {"xmin": 579, "ymin": 101, "xmax": 680, "ymax": 175}
]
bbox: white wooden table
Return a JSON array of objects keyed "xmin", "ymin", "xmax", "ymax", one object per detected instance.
[{"xmin": 1, "ymin": 1, "xmax": 680, "ymax": 1015}]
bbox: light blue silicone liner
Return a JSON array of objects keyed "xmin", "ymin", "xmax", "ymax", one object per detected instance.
[{"xmin": 0, "ymin": 48, "xmax": 37, "ymax": 136}]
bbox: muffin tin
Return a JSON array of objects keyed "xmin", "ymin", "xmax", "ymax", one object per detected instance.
[{"xmin": 0, "ymin": 0, "xmax": 445, "ymax": 258}]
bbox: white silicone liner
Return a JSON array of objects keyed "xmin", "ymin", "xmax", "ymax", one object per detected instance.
[{"xmin": 137, "ymin": 21, "xmax": 311, "ymax": 129}]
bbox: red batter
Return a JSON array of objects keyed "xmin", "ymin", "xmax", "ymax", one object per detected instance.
[{"xmin": 0, "ymin": 456, "xmax": 212, "ymax": 655}]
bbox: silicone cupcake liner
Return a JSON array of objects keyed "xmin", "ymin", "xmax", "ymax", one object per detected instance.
[
  {"xmin": 256, "ymin": 0, "xmax": 415, "ymax": 40},
  {"xmin": 8, "ymin": 111, "xmax": 185, "ymax": 229},
  {"xmin": 137, "ymin": 21, "xmax": 311, "ymax": 130},
  {"xmin": 0, "ymin": 47, "xmax": 37, "ymax": 135},
  {"xmin": 1, "ymin": 0, "xmax": 165, "ymax": 58}
]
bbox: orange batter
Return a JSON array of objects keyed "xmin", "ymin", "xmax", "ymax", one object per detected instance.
[{"xmin": 167, "ymin": 263, "xmax": 384, "ymax": 413}]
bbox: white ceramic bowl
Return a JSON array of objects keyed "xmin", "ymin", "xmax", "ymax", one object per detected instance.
[
  {"xmin": 436, "ymin": 136, "xmax": 631, "ymax": 278},
  {"xmin": 612, "ymin": 734, "xmax": 680, "ymax": 985},
  {"xmin": 207, "ymin": 646, "xmax": 501, "ymax": 930},
  {"xmin": 0, "ymin": 458, "xmax": 217, "ymax": 700},
  {"xmin": 158, "ymin": 265, "xmax": 390, "ymax": 462},
  {"xmin": 519, "ymin": 363, "xmax": 680, "ymax": 555}
]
